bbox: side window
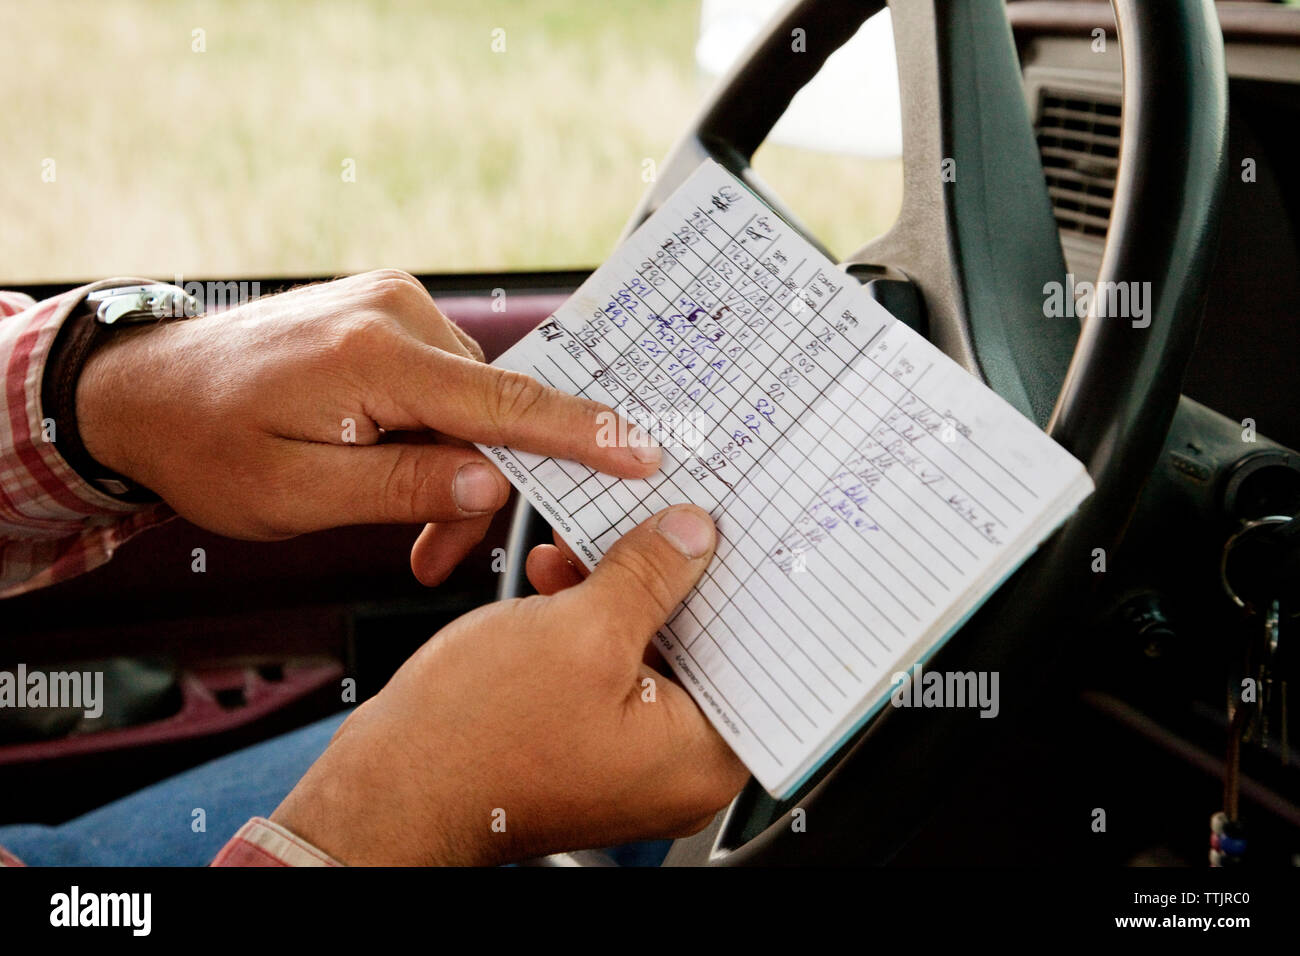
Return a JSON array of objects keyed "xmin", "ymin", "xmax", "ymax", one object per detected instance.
[{"xmin": 0, "ymin": 2, "xmax": 706, "ymax": 281}]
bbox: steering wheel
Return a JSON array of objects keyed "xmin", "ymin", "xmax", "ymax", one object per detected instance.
[{"xmin": 498, "ymin": 0, "xmax": 1227, "ymax": 865}]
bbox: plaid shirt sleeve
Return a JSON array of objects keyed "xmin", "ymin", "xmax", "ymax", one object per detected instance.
[
  {"xmin": 210, "ymin": 818, "xmax": 342, "ymax": 867},
  {"xmin": 0, "ymin": 283, "xmax": 174, "ymax": 599}
]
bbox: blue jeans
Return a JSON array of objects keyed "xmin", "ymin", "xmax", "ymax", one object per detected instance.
[
  {"xmin": 0, "ymin": 711, "xmax": 349, "ymax": 866},
  {"xmin": 0, "ymin": 710, "xmax": 670, "ymax": 866}
]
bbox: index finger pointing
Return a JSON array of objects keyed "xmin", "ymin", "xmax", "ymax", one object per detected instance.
[{"xmin": 414, "ymin": 348, "xmax": 663, "ymax": 479}]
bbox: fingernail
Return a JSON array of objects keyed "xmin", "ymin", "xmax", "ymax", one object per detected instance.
[
  {"xmin": 627, "ymin": 425, "xmax": 662, "ymax": 466},
  {"xmin": 453, "ymin": 462, "xmax": 500, "ymax": 513},
  {"xmin": 656, "ymin": 507, "xmax": 715, "ymax": 558}
]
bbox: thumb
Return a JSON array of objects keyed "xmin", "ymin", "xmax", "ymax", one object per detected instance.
[{"xmin": 562, "ymin": 505, "xmax": 717, "ymax": 657}]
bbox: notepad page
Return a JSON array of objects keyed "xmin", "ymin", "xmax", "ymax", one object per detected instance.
[{"xmin": 478, "ymin": 160, "xmax": 1093, "ymax": 797}]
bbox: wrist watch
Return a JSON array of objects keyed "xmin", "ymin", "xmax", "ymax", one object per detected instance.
[{"xmin": 41, "ymin": 282, "xmax": 203, "ymax": 502}]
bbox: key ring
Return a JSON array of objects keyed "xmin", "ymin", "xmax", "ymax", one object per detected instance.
[{"xmin": 1220, "ymin": 514, "xmax": 1300, "ymax": 616}]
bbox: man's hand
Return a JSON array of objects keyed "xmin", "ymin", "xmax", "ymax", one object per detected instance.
[
  {"xmin": 270, "ymin": 504, "xmax": 749, "ymax": 865},
  {"xmin": 75, "ymin": 270, "xmax": 660, "ymax": 584}
]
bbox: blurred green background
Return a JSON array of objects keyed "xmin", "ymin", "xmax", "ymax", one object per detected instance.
[{"xmin": 0, "ymin": 0, "xmax": 902, "ymax": 282}]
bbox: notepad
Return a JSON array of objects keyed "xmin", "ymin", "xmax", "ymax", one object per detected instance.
[{"xmin": 477, "ymin": 160, "xmax": 1093, "ymax": 798}]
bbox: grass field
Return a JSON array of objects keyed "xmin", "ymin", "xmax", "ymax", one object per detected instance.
[{"xmin": 0, "ymin": 0, "xmax": 902, "ymax": 282}]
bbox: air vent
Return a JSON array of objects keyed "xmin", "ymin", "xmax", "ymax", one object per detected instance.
[{"xmin": 1035, "ymin": 92, "xmax": 1121, "ymax": 239}]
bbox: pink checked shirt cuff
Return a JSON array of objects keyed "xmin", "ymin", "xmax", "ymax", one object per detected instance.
[
  {"xmin": 211, "ymin": 818, "xmax": 342, "ymax": 867},
  {"xmin": 0, "ymin": 281, "xmax": 174, "ymax": 598}
]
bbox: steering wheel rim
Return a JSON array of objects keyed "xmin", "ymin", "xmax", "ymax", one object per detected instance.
[{"xmin": 499, "ymin": 0, "xmax": 1227, "ymax": 865}]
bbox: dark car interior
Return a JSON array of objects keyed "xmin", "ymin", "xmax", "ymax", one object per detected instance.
[{"xmin": 2, "ymin": 0, "xmax": 1297, "ymax": 867}]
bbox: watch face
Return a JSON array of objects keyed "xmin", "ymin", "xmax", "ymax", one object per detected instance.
[{"xmin": 91, "ymin": 284, "xmax": 202, "ymax": 324}]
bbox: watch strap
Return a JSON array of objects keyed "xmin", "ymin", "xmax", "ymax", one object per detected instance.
[{"xmin": 41, "ymin": 295, "xmax": 161, "ymax": 504}]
